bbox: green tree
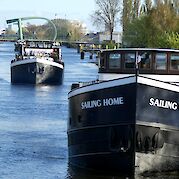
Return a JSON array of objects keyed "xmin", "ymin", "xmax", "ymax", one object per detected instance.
[
  {"xmin": 122, "ymin": 0, "xmax": 133, "ymax": 32},
  {"xmin": 53, "ymin": 19, "xmax": 84, "ymax": 41},
  {"xmin": 53, "ymin": 19, "xmax": 70, "ymax": 40},
  {"xmin": 123, "ymin": 15, "xmax": 150, "ymax": 47},
  {"xmin": 67, "ymin": 21, "xmax": 84, "ymax": 41},
  {"xmin": 19, "ymin": 18, "xmax": 85, "ymax": 41},
  {"xmin": 122, "ymin": 0, "xmax": 146, "ymax": 32},
  {"xmin": 155, "ymin": 32, "xmax": 179, "ymax": 49},
  {"xmin": 122, "ymin": 1, "xmax": 179, "ymax": 48}
]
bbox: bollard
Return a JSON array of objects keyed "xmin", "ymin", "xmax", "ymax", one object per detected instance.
[
  {"xmin": 81, "ymin": 51, "xmax": 85, "ymax": 59},
  {"xmin": 77, "ymin": 44, "xmax": 82, "ymax": 53},
  {"xmin": 77, "ymin": 45, "xmax": 80, "ymax": 53},
  {"xmin": 96, "ymin": 52, "xmax": 99, "ymax": 59},
  {"xmin": 90, "ymin": 53, "xmax": 93, "ymax": 59}
]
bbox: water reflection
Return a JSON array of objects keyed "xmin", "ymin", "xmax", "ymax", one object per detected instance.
[
  {"xmin": 66, "ymin": 166, "xmax": 179, "ymax": 179},
  {"xmin": 66, "ymin": 166, "xmax": 133, "ymax": 179},
  {"xmin": 0, "ymin": 42, "xmax": 178, "ymax": 178}
]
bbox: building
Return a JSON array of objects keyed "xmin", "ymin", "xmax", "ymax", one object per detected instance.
[
  {"xmin": 70, "ymin": 20, "xmax": 88, "ymax": 34},
  {"xmin": 81, "ymin": 31, "xmax": 122, "ymax": 44},
  {"xmin": 98, "ymin": 31, "xmax": 122, "ymax": 44}
]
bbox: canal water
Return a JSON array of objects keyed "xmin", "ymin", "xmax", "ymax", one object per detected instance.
[{"xmin": 0, "ymin": 42, "xmax": 178, "ymax": 179}]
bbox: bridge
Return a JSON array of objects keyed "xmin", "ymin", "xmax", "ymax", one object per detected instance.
[{"xmin": 6, "ymin": 17, "xmax": 57, "ymax": 41}]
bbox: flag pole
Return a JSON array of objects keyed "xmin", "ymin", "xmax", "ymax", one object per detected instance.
[{"xmin": 135, "ymin": 50, "xmax": 139, "ymax": 81}]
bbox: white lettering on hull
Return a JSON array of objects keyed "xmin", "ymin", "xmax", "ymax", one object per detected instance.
[
  {"xmin": 81, "ymin": 100, "xmax": 102, "ymax": 109},
  {"xmin": 103, "ymin": 97, "xmax": 124, "ymax": 106},
  {"xmin": 81, "ymin": 97, "xmax": 124, "ymax": 109},
  {"xmin": 149, "ymin": 97, "xmax": 178, "ymax": 110}
]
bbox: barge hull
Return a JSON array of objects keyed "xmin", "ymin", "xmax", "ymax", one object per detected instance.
[{"xmin": 68, "ymin": 76, "xmax": 179, "ymax": 174}]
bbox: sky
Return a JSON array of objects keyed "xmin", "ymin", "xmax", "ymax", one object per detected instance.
[{"xmin": 0, "ymin": 0, "xmax": 96, "ymax": 31}]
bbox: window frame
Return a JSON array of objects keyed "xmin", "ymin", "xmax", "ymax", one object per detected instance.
[
  {"xmin": 155, "ymin": 52, "xmax": 168, "ymax": 71},
  {"xmin": 170, "ymin": 52, "xmax": 179, "ymax": 71},
  {"xmin": 123, "ymin": 51, "xmax": 136, "ymax": 69},
  {"xmin": 108, "ymin": 52, "xmax": 121, "ymax": 69}
]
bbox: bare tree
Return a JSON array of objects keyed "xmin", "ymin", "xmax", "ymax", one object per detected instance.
[{"xmin": 91, "ymin": 0, "xmax": 121, "ymax": 40}]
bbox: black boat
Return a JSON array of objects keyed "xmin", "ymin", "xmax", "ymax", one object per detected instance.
[
  {"xmin": 11, "ymin": 40, "xmax": 64, "ymax": 84},
  {"xmin": 7, "ymin": 17, "xmax": 64, "ymax": 85},
  {"xmin": 68, "ymin": 48, "xmax": 179, "ymax": 175}
]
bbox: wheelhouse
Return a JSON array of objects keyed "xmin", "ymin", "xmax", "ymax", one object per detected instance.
[
  {"xmin": 99, "ymin": 48, "xmax": 179, "ymax": 75},
  {"xmin": 13, "ymin": 40, "xmax": 62, "ymax": 63}
]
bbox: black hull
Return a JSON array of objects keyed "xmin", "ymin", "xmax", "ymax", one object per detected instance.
[
  {"xmin": 68, "ymin": 76, "xmax": 179, "ymax": 175},
  {"xmin": 11, "ymin": 61, "xmax": 64, "ymax": 85}
]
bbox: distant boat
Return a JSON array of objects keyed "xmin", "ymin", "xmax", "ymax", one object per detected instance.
[
  {"xmin": 7, "ymin": 17, "xmax": 64, "ymax": 85},
  {"xmin": 68, "ymin": 48, "xmax": 179, "ymax": 175},
  {"xmin": 11, "ymin": 40, "xmax": 64, "ymax": 84}
]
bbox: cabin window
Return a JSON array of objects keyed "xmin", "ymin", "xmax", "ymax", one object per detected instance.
[
  {"xmin": 140, "ymin": 52, "xmax": 151, "ymax": 69},
  {"xmin": 170, "ymin": 53, "xmax": 179, "ymax": 70},
  {"xmin": 109, "ymin": 53, "xmax": 121, "ymax": 69},
  {"xmin": 155, "ymin": 53, "xmax": 167, "ymax": 70},
  {"xmin": 124, "ymin": 53, "xmax": 135, "ymax": 69}
]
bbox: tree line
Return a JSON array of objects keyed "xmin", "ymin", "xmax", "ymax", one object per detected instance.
[
  {"xmin": 123, "ymin": 0, "xmax": 179, "ymax": 48},
  {"xmin": 4, "ymin": 0, "xmax": 179, "ymax": 48},
  {"xmin": 91, "ymin": 0, "xmax": 179, "ymax": 48},
  {"xmin": 5, "ymin": 18, "xmax": 85, "ymax": 42}
]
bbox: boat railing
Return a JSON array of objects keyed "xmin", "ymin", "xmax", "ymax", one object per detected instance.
[
  {"xmin": 80, "ymin": 80, "xmax": 102, "ymax": 87},
  {"xmin": 71, "ymin": 80, "xmax": 102, "ymax": 90},
  {"xmin": 12, "ymin": 51, "xmax": 63, "ymax": 64}
]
